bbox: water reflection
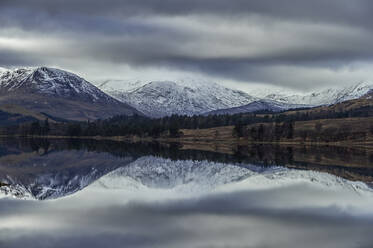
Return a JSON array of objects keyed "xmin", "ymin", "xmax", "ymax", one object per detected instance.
[
  {"xmin": 1, "ymin": 138, "xmax": 373, "ymax": 248},
  {"xmin": 0, "ymin": 138, "xmax": 372, "ymax": 200}
]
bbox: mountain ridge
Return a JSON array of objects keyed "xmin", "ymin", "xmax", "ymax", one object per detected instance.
[
  {"xmin": 100, "ymin": 79, "xmax": 258, "ymax": 117},
  {"xmin": 99, "ymin": 79, "xmax": 373, "ymax": 117}
]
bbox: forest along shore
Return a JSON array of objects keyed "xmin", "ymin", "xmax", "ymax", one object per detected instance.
[
  {"xmin": 1, "ymin": 91, "xmax": 373, "ymax": 147},
  {"xmin": 3, "ymin": 116, "xmax": 373, "ymax": 148}
]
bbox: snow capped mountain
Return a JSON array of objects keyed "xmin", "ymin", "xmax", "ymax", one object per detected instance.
[
  {"xmin": 0, "ymin": 67, "xmax": 117, "ymax": 103},
  {"xmin": 204, "ymin": 99, "xmax": 308, "ymax": 116},
  {"xmin": 99, "ymin": 77, "xmax": 373, "ymax": 117},
  {"xmin": 99, "ymin": 79, "xmax": 257, "ymax": 117},
  {"xmin": 0, "ymin": 67, "xmax": 141, "ymax": 121},
  {"xmin": 1, "ymin": 66, "xmax": 370, "ymax": 119},
  {"xmin": 264, "ymin": 81, "xmax": 373, "ymax": 106}
]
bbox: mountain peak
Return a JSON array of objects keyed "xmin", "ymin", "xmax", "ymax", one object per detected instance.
[{"xmin": 0, "ymin": 66, "xmax": 113, "ymax": 103}]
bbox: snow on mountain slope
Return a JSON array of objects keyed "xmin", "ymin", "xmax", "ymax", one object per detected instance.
[
  {"xmin": 264, "ymin": 81, "xmax": 373, "ymax": 106},
  {"xmin": 99, "ymin": 79, "xmax": 257, "ymax": 117},
  {"xmin": 204, "ymin": 99, "xmax": 309, "ymax": 116},
  {"xmin": 0, "ymin": 67, "xmax": 117, "ymax": 103},
  {"xmin": 99, "ymin": 77, "xmax": 373, "ymax": 117},
  {"xmin": 98, "ymin": 79, "xmax": 146, "ymax": 93},
  {"xmin": 0, "ymin": 67, "xmax": 141, "ymax": 120}
]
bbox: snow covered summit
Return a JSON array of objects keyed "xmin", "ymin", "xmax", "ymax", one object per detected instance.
[
  {"xmin": 0, "ymin": 67, "xmax": 119, "ymax": 104},
  {"xmin": 99, "ymin": 79, "xmax": 257, "ymax": 117}
]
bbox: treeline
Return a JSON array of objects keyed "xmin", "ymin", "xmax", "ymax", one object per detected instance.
[
  {"xmin": 235, "ymin": 120, "xmax": 373, "ymax": 143},
  {"xmin": 4, "ymin": 104, "xmax": 373, "ymax": 140},
  {"xmin": 234, "ymin": 121, "xmax": 294, "ymax": 141}
]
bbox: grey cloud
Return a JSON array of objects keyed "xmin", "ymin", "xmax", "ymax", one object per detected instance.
[
  {"xmin": 0, "ymin": 0, "xmax": 373, "ymax": 90},
  {"xmin": 1, "ymin": 0, "xmax": 373, "ymax": 28}
]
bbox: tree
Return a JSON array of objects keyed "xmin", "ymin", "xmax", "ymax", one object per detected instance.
[
  {"xmin": 30, "ymin": 121, "xmax": 41, "ymax": 136},
  {"xmin": 314, "ymin": 122, "xmax": 323, "ymax": 141},
  {"xmin": 300, "ymin": 130, "xmax": 308, "ymax": 142},
  {"xmin": 169, "ymin": 121, "xmax": 180, "ymax": 138},
  {"xmin": 315, "ymin": 122, "xmax": 323, "ymax": 133},
  {"xmin": 274, "ymin": 121, "xmax": 282, "ymax": 141},
  {"xmin": 233, "ymin": 122, "xmax": 245, "ymax": 138},
  {"xmin": 258, "ymin": 124, "xmax": 265, "ymax": 141},
  {"xmin": 286, "ymin": 121, "xmax": 294, "ymax": 139},
  {"xmin": 42, "ymin": 118, "xmax": 50, "ymax": 135},
  {"xmin": 67, "ymin": 124, "xmax": 82, "ymax": 137}
]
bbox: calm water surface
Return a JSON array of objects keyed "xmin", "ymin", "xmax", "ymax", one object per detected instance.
[{"xmin": 1, "ymin": 138, "xmax": 373, "ymax": 248}]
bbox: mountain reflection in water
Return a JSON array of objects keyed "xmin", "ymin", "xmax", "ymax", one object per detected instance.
[{"xmin": 1, "ymin": 138, "xmax": 373, "ymax": 248}]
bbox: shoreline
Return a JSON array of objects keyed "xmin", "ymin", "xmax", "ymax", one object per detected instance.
[{"xmin": 1, "ymin": 134, "xmax": 373, "ymax": 150}]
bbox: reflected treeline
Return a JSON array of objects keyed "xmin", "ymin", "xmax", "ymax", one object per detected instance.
[
  {"xmin": 1, "ymin": 138, "xmax": 373, "ymax": 183},
  {"xmin": 234, "ymin": 144, "xmax": 373, "ymax": 182}
]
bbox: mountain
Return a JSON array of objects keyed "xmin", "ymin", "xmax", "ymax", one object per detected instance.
[
  {"xmin": 288, "ymin": 87, "xmax": 373, "ymax": 117},
  {"xmin": 0, "ymin": 67, "xmax": 140, "ymax": 121},
  {"xmin": 205, "ymin": 82, "xmax": 373, "ymax": 116},
  {"xmin": 204, "ymin": 100, "xmax": 309, "ymax": 116},
  {"xmin": 99, "ymin": 79, "xmax": 257, "ymax": 118},
  {"xmin": 99, "ymin": 78, "xmax": 373, "ymax": 117},
  {"xmin": 264, "ymin": 81, "xmax": 373, "ymax": 106}
]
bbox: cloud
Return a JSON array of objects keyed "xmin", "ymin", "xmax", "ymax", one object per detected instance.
[
  {"xmin": 0, "ymin": 0, "xmax": 373, "ymax": 90},
  {"xmin": 1, "ymin": 184, "xmax": 373, "ymax": 248}
]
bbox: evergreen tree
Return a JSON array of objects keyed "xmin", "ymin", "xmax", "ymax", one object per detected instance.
[{"xmin": 43, "ymin": 118, "xmax": 50, "ymax": 135}]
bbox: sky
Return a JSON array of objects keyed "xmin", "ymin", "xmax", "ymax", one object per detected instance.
[{"xmin": 1, "ymin": 0, "xmax": 373, "ymax": 92}]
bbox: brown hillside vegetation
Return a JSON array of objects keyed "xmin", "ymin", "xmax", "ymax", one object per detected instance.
[
  {"xmin": 177, "ymin": 92, "xmax": 373, "ymax": 146},
  {"xmin": 179, "ymin": 117, "xmax": 373, "ymax": 146}
]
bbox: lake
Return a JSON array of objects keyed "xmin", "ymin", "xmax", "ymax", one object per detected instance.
[{"xmin": 1, "ymin": 138, "xmax": 373, "ymax": 248}]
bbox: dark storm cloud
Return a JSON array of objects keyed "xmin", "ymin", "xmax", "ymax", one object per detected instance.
[
  {"xmin": 0, "ymin": 0, "xmax": 373, "ymax": 89},
  {"xmin": 1, "ymin": 0, "xmax": 373, "ymax": 26}
]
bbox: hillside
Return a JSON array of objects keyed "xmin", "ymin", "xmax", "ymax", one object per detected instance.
[
  {"xmin": 0, "ymin": 67, "xmax": 141, "ymax": 122},
  {"xmin": 263, "ymin": 81, "xmax": 373, "ymax": 106},
  {"xmin": 284, "ymin": 90, "xmax": 373, "ymax": 117},
  {"xmin": 99, "ymin": 79, "xmax": 257, "ymax": 117},
  {"xmin": 204, "ymin": 100, "xmax": 308, "ymax": 116}
]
